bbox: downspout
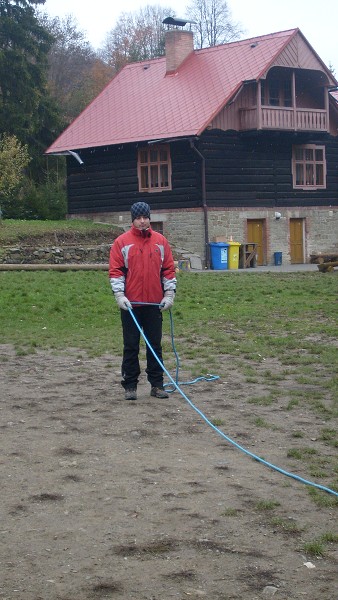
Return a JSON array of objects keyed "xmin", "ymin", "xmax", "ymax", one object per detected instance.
[
  {"xmin": 67, "ymin": 150, "xmax": 84, "ymax": 165},
  {"xmin": 190, "ymin": 140, "xmax": 210, "ymax": 269}
]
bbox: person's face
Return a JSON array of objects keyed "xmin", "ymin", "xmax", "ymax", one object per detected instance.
[{"xmin": 133, "ymin": 215, "xmax": 150, "ymax": 230}]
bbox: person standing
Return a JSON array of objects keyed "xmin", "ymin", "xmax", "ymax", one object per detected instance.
[{"xmin": 109, "ymin": 201, "xmax": 177, "ymax": 400}]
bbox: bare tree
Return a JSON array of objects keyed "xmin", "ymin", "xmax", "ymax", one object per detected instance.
[
  {"xmin": 186, "ymin": 0, "xmax": 242, "ymax": 48},
  {"xmin": 100, "ymin": 5, "xmax": 174, "ymax": 72},
  {"xmin": 328, "ymin": 62, "xmax": 336, "ymax": 78},
  {"xmin": 39, "ymin": 13, "xmax": 113, "ymax": 121}
]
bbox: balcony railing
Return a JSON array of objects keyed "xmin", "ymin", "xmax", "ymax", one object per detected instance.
[{"xmin": 239, "ymin": 106, "xmax": 328, "ymax": 132}]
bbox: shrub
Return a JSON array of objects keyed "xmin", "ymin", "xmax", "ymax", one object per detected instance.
[{"xmin": 4, "ymin": 177, "xmax": 67, "ymax": 220}]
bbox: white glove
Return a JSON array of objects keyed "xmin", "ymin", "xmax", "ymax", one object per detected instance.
[
  {"xmin": 160, "ymin": 289, "xmax": 175, "ymax": 312},
  {"xmin": 115, "ymin": 291, "xmax": 132, "ymax": 311}
]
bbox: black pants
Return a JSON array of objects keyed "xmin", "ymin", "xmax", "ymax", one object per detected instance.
[{"xmin": 120, "ymin": 306, "xmax": 164, "ymax": 390}]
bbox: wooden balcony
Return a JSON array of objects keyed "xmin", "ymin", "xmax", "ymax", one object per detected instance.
[{"xmin": 239, "ymin": 106, "xmax": 328, "ymax": 132}]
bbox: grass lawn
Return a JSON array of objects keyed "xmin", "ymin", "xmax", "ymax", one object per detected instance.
[{"xmin": 0, "ymin": 269, "xmax": 336, "ymax": 362}]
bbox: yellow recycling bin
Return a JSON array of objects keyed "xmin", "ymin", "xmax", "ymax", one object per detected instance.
[{"xmin": 227, "ymin": 241, "xmax": 241, "ymax": 269}]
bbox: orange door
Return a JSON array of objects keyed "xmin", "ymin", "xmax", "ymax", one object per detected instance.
[
  {"xmin": 290, "ymin": 219, "xmax": 304, "ymax": 263},
  {"xmin": 247, "ymin": 220, "xmax": 265, "ymax": 265}
]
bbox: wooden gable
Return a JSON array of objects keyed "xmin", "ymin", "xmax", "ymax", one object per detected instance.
[{"xmin": 269, "ymin": 31, "xmax": 334, "ymax": 80}]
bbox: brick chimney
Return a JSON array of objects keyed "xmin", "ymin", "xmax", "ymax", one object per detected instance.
[{"xmin": 165, "ymin": 29, "xmax": 194, "ymax": 74}]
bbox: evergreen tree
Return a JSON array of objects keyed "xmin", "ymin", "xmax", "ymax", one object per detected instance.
[{"xmin": 0, "ymin": 0, "xmax": 62, "ymax": 181}]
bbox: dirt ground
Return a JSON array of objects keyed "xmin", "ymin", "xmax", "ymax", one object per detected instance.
[{"xmin": 1, "ymin": 343, "xmax": 337, "ymax": 600}]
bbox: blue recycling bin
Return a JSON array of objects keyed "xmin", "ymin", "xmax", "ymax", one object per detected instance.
[
  {"xmin": 274, "ymin": 251, "xmax": 282, "ymax": 266},
  {"xmin": 209, "ymin": 242, "xmax": 229, "ymax": 270}
]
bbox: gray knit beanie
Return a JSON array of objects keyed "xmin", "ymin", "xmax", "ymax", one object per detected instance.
[{"xmin": 131, "ymin": 201, "xmax": 151, "ymax": 221}]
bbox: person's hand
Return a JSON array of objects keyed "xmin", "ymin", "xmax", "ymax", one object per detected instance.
[
  {"xmin": 160, "ymin": 289, "xmax": 175, "ymax": 311},
  {"xmin": 115, "ymin": 292, "xmax": 132, "ymax": 311}
]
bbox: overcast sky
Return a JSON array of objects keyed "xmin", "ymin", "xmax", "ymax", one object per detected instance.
[{"xmin": 43, "ymin": 0, "xmax": 338, "ymax": 74}]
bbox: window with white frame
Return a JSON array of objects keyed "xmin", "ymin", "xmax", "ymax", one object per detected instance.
[
  {"xmin": 292, "ymin": 145, "xmax": 326, "ymax": 189},
  {"xmin": 138, "ymin": 145, "xmax": 172, "ymax": 192}
]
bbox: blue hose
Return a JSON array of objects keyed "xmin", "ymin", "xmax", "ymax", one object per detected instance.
[
  {"xmin": 131, "ymin": 301, "xmax": 219, "ymax": 389},
  {"xmin": 128, "ymin": 306, "xmax": 338, "ymax": 497},
  {"xmin": 165, "ymin": 309, "xmax": 219, "ymax": 392}
]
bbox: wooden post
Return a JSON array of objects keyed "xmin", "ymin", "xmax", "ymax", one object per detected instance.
[
  {"xmin": 324, "ymin": 86, "xmax": 329, "ymax": 132},
  {"xmin": 292, "ymin": 71, "xmax": 297, "ymax": 130},
  {"xmin": 257, "ymin": 81, "xmax": 262, "ymax": 130}
]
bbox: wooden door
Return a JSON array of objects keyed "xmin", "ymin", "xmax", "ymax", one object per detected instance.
[
  {"xmin": 247, "ymin": 220, "xmax": 265, "ymax": 265},
  {"xmin": 290, "ymin": 218, "xmax": 304, "ymax": 263}
]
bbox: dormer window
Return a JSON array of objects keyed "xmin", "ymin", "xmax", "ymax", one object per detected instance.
[
  {"xmin": 138, "ymin": 145, "xmax": 172, "ymax": 192},
  {"xmin": 292, "ymin": 145, "xmax": 326, "ymax": 189}
]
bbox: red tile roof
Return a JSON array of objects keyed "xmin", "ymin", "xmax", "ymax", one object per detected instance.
[{"xmin": 45, "ymin": 28, "xmax": 331, "ymax": 154}]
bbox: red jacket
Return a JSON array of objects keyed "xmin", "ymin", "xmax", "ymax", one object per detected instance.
[{"xmin": 109, "ymin": 225, "xmax": 176, "ymax": 304}]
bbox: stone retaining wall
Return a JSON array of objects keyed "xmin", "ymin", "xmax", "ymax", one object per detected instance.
[{"xmin": 0, "ymin": 244, "xmax": 111, "ymax": 264}]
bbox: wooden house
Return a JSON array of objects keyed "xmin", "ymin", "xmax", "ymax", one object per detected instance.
[{"xmin": 45, "ymin": 23, "xmax": 338, "ymax": 266}]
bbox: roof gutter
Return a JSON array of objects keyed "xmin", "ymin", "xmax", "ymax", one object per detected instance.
[
  {"xmin": 46, "ymin": 150, "xmax": 84, "ymax": 165},
  {"xmin": 189, "ymin": 140, "xmax": 210, "ymax": 269}
]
